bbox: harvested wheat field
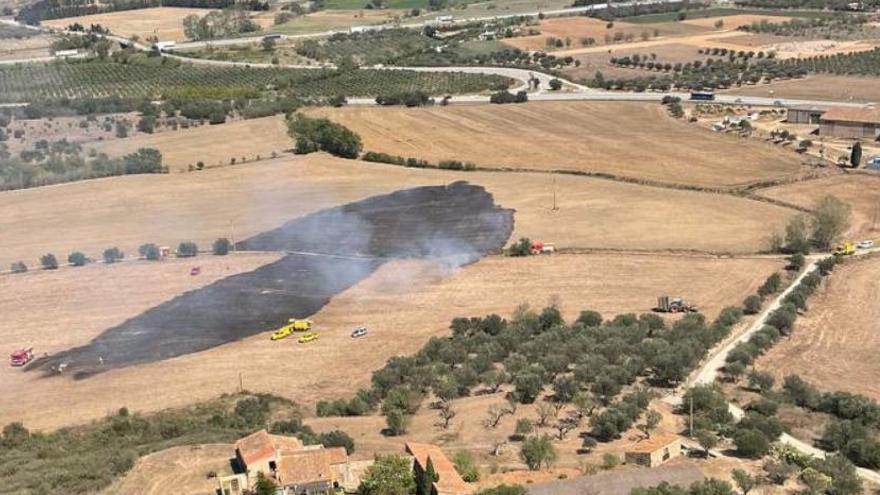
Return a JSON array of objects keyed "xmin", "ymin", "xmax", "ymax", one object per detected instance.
[
  {"xmin": 90, "ymin": 115, "xmax": 292, "ymax": 172},
  {"xmin": 0, "ymin": 153, "xmax": 797, "ymax": 270},
  {"xmin": 310, "ymin": 101, "xmax": 808, "ymax": 187},
  {"xmin": 43, "ymin": 7, "xmax": 217, "ymax": 42},
  {"xmin": 0, "ymin": 34, "xmax": 53, "ymax": 61},
  {"xmin": 502, "ymin": 17, "xmax": 643, "ymax": 51},
  {"xmin": 270, "ymin": 9, "xmax": 403, "ymax": 34},
  {"xmin": 756, "ymin": 255, "xmax": 880, "ymax": 400},
  {"xmin": 0, "ymin": 252, "xmax": 781, "ymax": 429},
  {"xmin": 725, "ymin": 75, "xmax": 880, "ymax": 104},
  {"xmin": 681, "ymin": 14, "xmax": 791, "ymax": 30},
  {"xmin": 757, "ymin": 174, "xmax": 880, "ymax": 242},
  {"xmin": 101, "ymin": 444, "xmax": 232, "ymax": 495}
]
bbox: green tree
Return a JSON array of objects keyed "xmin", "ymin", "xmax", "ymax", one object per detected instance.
[
  {"xmin": 137, "ymin": 116, "xmax": 155, "ymax": 134},
  {"xmin": 784, "ymin": 214, "xmax": 811, "ymax": 254},
  {"xmin": 548, "ymin": 78, "xmax": 562, "ymax": 90},
  {"xmin": 319, "ymin": 430, "xmax": 355, "ymax": 454},
  {"xmin": 732, "ymin": 468, "xmax": 758, "ymax": 495},
  {"xmin": 254, "ymin": 472, "xmax": 276, "ymax": 495},
  {"xmin": 10, "ymin": 261, "xmax": 27, "ymax": 273},
  {"xmin": 799, "ymin": 468, "xmax": 831, "ymax": 495},
  {"xmin": 513, "ymin": 418, "xmax": 533, "ymax": 440},
  {"xmin": 40, "ymin": 253, "xmax": 58, "ymax": 270},
  {"xmin": 261, "ymin": 36, "xmax": 276, "ymax": 52},
  {"xmin": 385, "ymin": 408, "xmax": 410, "ymax": 436},
  {"xmin": 177, "ymin": 241, "xmax": 198, "ymax": 257},
  {"xmin": 417, "ymin": 457, "xmax": 438, "ymax": 495},
  {"xmin": 139, "ymin": 243, "xmax": 161, "ymax": 261},
  {"xmin": 475, "ymin": 486, "xmax": 526, "ymax": 495},
  {"xmin": 851, "ymin": 141, "xmax": 862, "ymax": 168},
  {"xmin": 358, "ymin": 455, "xmax": 415, "ymax": 495},
  {"xmin": 695, "ymin": 429, "xmax": 717, "ymax": 457},
  {"xmin": 213, "ymin": 238, "xmax": 231, "ymax": 255},
  {"xmin": 811, "ymin": 195, "xmax": 851, "ymax": 250},
  {"xmin": 747, "ymin": 370, "xmax": 775, "ymax": 393},
  {"xmin": 743, "ymin": 295, "xmax": 762, "ymax": 315},
  {"xmin": 733, "ymin": 428, "xmax": 771, "ymax": 459},
  {"xmin": 103, "ymin": 247, "xmax": 123, "ymax": 263},
  {"xmin": 520, "ymin": 435, "xmax": 556, "ymax": 470},
  {"xmin": 638, "ymin": 409, "xmax": 662, "ymax": 438},
  {"xmin": 68, "ymin": 251, "xmax": 88, "ymax": 267},
  {"xmin": 513, "ymin": 372, "xmax": 543, "ymax": 404},
  {"xmin": 452, "ymin": 451, "xmax": 480, "ymax": 482}
]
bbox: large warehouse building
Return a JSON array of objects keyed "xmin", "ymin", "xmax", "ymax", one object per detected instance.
[{"xmin": 787, "ymin": 105, "xmax": 880, "ymax": 139}]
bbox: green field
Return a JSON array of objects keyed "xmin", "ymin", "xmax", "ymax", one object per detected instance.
[{"xmin": 0, "ymin": 59, "xmax": 511, "ymax": 102}]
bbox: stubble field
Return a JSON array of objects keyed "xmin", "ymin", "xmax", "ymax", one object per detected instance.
[
  {"xmin": 0, "ymin": 252, "xmax": 782, "ymax": 430},
  {"xmin": 43, "ymin": 7, "xmax": 218, "ymax": 42},
  {"xmin": 90, "ymin": 115, "xmax": 292, "ymax": 171},
  {"xmin": 756, "ymin": 255, "xmax": 880, "ymax": 401},
  {"xmin": 0, "ymin": 152, "xmax": 797, "ymax": 272},
  {"xmin": 309, "ymin": 101, "xmax": 808, "ymax": 188},
  {"xmin": 724, "ymin": 75, "xmax": 880, "ymax": 104}
]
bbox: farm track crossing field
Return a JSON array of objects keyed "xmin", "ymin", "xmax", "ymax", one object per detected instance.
[
  {"xmin": 756, "ymin": 174, "xmax": 880, "ymax": 242},
  {"xmin": 0, "ymin": 153, "xmax": 796, "ymax": 271},
  {"xmin": 0, "ymin": 60, "xmax": 510, "ymax": 102},
  {"xmin": 0, "ymin": 252, "xmax": 782, "ymax": 429},
  {"xmin": 91, "ymin": 115, "xmax": 292, "ymax": 172},
  {"xmin": 310, "ymin": 101, "xmax": 809, "ymax": 188},
  {"xmin": 756, "ymin": 256, "xmax": 880, "ymax": 401}
]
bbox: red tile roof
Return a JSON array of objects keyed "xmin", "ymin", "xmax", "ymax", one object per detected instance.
[
  {"xmin": 235, "ymin": 429, "xmax": 304, "ymax": 467},
  {"xmin": 406, "ymin": 443, "xmax": 470, "ymax": 495},
  {"xmin": 821, "ymin": 106, "xmax": 880, "ymax": 125},
  {"xmin": 276, "ymin": 449, "xmax": 336, "ymax": 486}
]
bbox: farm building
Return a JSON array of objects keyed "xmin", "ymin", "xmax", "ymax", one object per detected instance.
[
  {"xmin": 819, "ymin": 106, "xmax": 880, "ymax": 139},
  {"xmin": 787, "ymin": 105, "xmax": 827, "ymax": 125},
  {"xmin": 406, "ymin": 443, "xmax": 470, "ymax": 495},
  {"xmin": 217, "ymin": 429, "xmax": 354, "ymax": 495},
  {"xmin": 624, "ymin": 433, "xmax": 682, "ymax": 468}
]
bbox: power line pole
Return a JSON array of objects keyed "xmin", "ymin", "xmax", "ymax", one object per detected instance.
[{"xmin": 552, "ymin": 175, "xmax": 559, "ymax": 212}]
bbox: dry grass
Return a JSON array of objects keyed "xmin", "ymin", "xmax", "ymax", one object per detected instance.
[
  {"xmin": 0, "ymin": 34, "xmax": 53, "ymax": 61},
  {"xmin": 43, "ymin": 7, "xmax": 219, "ymax": 42},
  {"xmin": 724, "ymin": 75, "xmax": 880, "ymax": 104},
  {"xmin": 0, "ymin": 253, "xmax": 781, "ymax": 430},
  {"xmin": 0, "ymin": 152, "xmax": 798, "ymax": 271},
  {"xmin": 563, "ymin": 43, "xmax": 703, "ymax": 80},
  {"xmin": 89, "ymin": 115, "xmax": 292, "ymax": 172},
  {"xmin": 757, "ymin": 174, "xmax": 880, "ymax": 242},
  {"xmin": 268, "ymin": 9, "xmax": 404, "ymax": 35},
  {"xmin": 756, "ymin": 255, "xmax": 880, "ymax": 401},
  {"xmin": 101, "ymin": 444, "xmax": 233, "ymax": 495},
  {"xmin": 502, "ymin": 17, "xmax": 645, "ymax": 51},
  {"xmin": 309, "ymin": 101, "xmax": 808, "ymax": 187}
]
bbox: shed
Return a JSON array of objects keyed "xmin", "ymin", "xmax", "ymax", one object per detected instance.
[
  {"xmin": 624, "ymin": 433, "xmax": 682, "ymax": 468},
  {"xmin": 787, "ymin": 105, "xmax": 827, "ymax": 125},
  {"xmin": 820, "ymin": 106, "xmax": 880, "ymax": 139}
]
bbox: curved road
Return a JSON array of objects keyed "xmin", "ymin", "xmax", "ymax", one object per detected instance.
[{"xmin": 671, "ymin": 251, "xmax": 880, "ymax": 484}]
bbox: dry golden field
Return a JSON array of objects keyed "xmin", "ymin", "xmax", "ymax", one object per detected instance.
[
  {"xmin": 43, "ymin": 7, "xmax": 218, "ymax": 41},
  {"xmin": 309, "ymin": 101, "xmax": 808, "ymax": 187},
  {"xmin": 757, "ymin": 174, "xmax": 880, "ymax": 242},
  {"xmin": 724, "ymin": 75, "xmax": 880, "ymax": 104},
  {"xmin": 0, "ymin": 34, "xmax": 53, "ymax": 61},
  {"xmin": 681, "ymin": 14, "xmax": 791, "ymax": 30},
  {"xmin": 90, "ymin": 115, "xmax": 292, "ymax": 172},
  {"xmin": 0, "ymin": 152, "xmax": 796, "ymax": 271},
  {"xmin": 757, "ymin": 256, "xmax": 880, "ymax": 401},
  {"xmin": 0, "ymin": 253, "xmax": 782, "ymax": 430}
]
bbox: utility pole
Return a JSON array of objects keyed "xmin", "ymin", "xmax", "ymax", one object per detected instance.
[{"xmin": 552, "ymin": 175, "xmax": 559, "ymax": 212}]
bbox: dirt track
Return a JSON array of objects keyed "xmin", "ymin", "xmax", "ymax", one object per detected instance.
[{"xmin": 30, "ymin": 182, "xmax": 513, "ymax": 375}]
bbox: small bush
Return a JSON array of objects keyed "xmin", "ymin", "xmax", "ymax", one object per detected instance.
[
  {"xmin": 40, "ymin": 253, "xmax": 58, "ymax": 270},
  {"xmin": 213, "ymin": 238, "xmax": 231, "ymax": 256},
  {"xmin": 103, "ymin": 247, "xmax": 124, "ymax": 263},
  {"xmin": 743, "ymin": 295, "xmax": 762, "ymax": 315},
  {"xmin": 10, "ymin": 261, "xmax": 27, "ymax": 273},
  {"xmin": 68, "ymin": 251, "xmax": 88, "ymax": 267},
  {"xmin": 139, "ymin": 243, "xmax": 161, "ymax": 261},
  {"xmin": 177, "ymin": 242, "xmax": 198, "ymax": 257}
]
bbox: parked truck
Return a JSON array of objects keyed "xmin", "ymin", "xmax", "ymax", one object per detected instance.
[
  {"xmin": 835, "ymin": 241, "xmax": 855, "ymax": 255},
  {"xmin": 656, "ymin": 296, "xmax": 698, "ymax": 313},
  {"xmin": 10, "ymin": 348, "xmax": 34, "ymax": 367}
]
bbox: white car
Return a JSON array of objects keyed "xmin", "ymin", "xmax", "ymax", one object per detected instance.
[
  {"xmin": 857, "ymin": 240, "xmax": 874, "ymax": 249},
  {"xmin": 351, "ymin": 327, "xmax": 368, "ymax": 338}
]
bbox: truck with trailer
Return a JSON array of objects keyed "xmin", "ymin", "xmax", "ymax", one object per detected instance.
[{"xmin": 655, "ymin": 296, "xmax": 698, "ymax": 313}]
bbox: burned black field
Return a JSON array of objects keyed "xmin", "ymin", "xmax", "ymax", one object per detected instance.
[{"xmin": 32, "ymin": 182, "xmax": 514, "ymax": 377}]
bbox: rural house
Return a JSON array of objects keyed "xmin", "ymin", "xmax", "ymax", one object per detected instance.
[
  {"xmin": 624, "ymin": 433, "xmax": 682, "ymax": 468},
  {"xmin": 819, "ymin": 106, "xmax": 880, "ymax": 139},
  {"xmin": 406, "ymin": 443, "xmax": 470, "ymax": 495},
  {"xmin": 217, "ymin": 429, "xmax": 352, "ymax": 495}
]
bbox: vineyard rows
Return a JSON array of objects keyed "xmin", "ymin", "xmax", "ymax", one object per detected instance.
[{"xmin": 0, "ymin": 60, "xmax": 511, "ymax": 102}]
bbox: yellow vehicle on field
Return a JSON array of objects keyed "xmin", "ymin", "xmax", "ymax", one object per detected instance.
[
  {"xmin": 298, "ymin": 332, "xmax": 318, "ymax": 344},
  {"xmin": 835, "ymin": 241, "xmax": 855, "ymax": 256},
  {"xmin": 271, "ymin": 324, "xmax": 295, "ymax": 341},
  {"xmin": 288, "ymin": 319, "xmax": 313, "ymax": 331}
]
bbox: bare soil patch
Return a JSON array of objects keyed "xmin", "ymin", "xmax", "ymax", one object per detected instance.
[
  {"xmin": 502, "ymin": 17, "xmax": 648, "ymax": 51},
  {"xmin": 563, "ymin": 43, "xmax": 703, "ymax": 80},
  {"xmin": 0, "ymin": 153, "xmax": 797, "ymax": 271},
  {"xmin": 757, "ymin": 174, "xmax": 880, "ymax": 241},
  {"xmin": 0, "ymin": 252, "xmax": 781, "ymax": 430},
  {"xmin": 90, "ymin": 115, "xmax": 292, "ymax": 172},
  {"xmin": 43, "ymin": 7, "xmax": 220, "ymax": 42},
  {"xmin": 101, "ymin": 444, "xmax": 232, "ymax": 495},
  {"xmin": 756, "ymin": 255, "xmax": 880, "ymax": 401},
  {"xmin": 723, "ymin": 75, "xmax": 880, "ymax": 104},
  {"xmin": 310, "ymin": 101, "xmax": 808, "ymax": 188}
]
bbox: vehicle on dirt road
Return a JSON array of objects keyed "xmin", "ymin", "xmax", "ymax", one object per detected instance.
[
  {"xmin": 288, "ymin": 319, "xmax": 312, "ymax": 331},
  {"xmin": 298, "ymin": 332, "xmax": 318, "ymax": 344},
  {"xmin": 10, "ymin": 348, "xmax": 34, "ymax": 367},
  {"xmin": 351, "ymin": 327, "xmax": 368, "ymax": 338},
  {"xmin": 836, "ymin": 241, "xmax": 855, "ymax": 255},
  {"xmin": 190, "ymin": 266, "xmax": 201, "ymax": 276},
  {"xmin": 655, "ymin": 295, "xmax": 698, "ymax": 313},
  {"xmin": 858, "ymin": 240, "xmax": 875, "ymax": 249}
]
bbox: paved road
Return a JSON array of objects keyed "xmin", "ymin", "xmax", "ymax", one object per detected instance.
[{"xmin": 670, "ymin": 251, "xmax": 880, "ymax": 484}]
